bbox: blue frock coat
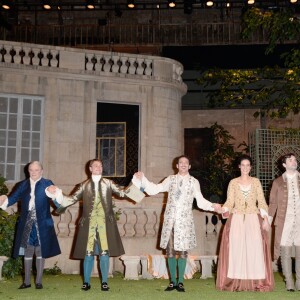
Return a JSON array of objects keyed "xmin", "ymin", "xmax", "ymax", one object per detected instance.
[{"xmin": 7, "ymin": 178, "xmax": 61, "ymax": 258}]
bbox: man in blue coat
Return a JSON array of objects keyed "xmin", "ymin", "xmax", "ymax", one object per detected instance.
[{"xmin": 0, "ymin": 161, "xmax": 61, "ymax": 289}]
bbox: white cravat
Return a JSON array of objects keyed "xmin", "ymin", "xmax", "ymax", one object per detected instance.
[
  {"xmin": 29, "ymin": 177, "xmax": 41, "ymax": 211},
  {"xmin": 92, "ymin": 175, "xmax": 101, "ymax": 200}
]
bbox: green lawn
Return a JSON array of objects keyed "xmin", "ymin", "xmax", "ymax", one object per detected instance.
[{"xmin": 0, "ymin": 272, "xmax": 299, "ymax": 300}]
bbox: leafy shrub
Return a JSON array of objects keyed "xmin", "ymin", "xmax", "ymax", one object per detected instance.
[
  {"xmin": 0, "ymin": 175, "xmax": 23, "ymax": 279},
  {"xmin": 44, "ymin": 262, "xmax": 62, "ymax": 275},
  {"xmin": 0, "ymin": 210, "xmax": 23, "ymax": 278}
]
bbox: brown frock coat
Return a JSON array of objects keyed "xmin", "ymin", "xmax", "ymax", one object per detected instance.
[
  {"xmin": 62, "ymin": 177, "xmax": 126, "ymax": 258},
  {"xmin": 268, "ymin": 172, "xmax": 300, "ymax": 260}
]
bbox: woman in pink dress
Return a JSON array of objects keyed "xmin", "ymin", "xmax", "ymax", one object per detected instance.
[{"xmin": 216, "ymin": 154, "xmax": 274, "ymax": 292}]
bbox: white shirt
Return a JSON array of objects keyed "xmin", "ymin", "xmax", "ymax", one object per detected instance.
[
  {"xmin": 281, "ymin": 172, "xmax": 300, "ymax": 246},
  {"xmin": 28, "ymin": 177, "xmax": 41, "ymax": 211}
]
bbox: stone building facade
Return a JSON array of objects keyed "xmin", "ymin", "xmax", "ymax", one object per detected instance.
[{"xmin": 1, "ymin": 39, "xmax": 299, "ymax": 276}]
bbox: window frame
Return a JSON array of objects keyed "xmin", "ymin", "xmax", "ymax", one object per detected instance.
[{"xmin": 0, "ymin": 94, "xmax": 44, "ymax": 182}]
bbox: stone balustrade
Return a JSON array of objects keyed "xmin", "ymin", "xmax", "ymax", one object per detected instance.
[
  {"xmin": 0, "ymin": 40, "xmax": 184, "ymax": 89},
  {"xmin": 3, "ymin": 202, "xmax": 222, "ymax": 277}
]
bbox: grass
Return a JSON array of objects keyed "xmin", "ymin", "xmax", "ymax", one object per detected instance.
[{"xmin": 0, "ymin": 272, "xmax": 300, "ymax": 300}]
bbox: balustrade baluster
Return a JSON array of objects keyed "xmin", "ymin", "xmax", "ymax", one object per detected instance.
[
  {"xmin": 85, "ymin": 54, "xmax": 94, "ymax": 71},
  {"xmin": 144, "ymin": 209, "xmax": 157, "ymax": 236},
  {"xmin": 133, "ymin": 210, "xmax": 146, "ymax": 237},
  {"xmin": 128, "ymin": 57, "xmax": 136, "ymax": 75},
  {"xmin": 123, "ymin": 209, "xmax": 137, "ymax": 237},
  {"xmin": 117, "ymin": 208, "xmax": 126, "ymax": 237},
  {"xmin": 144, "ymin": 59, "xmax": 152, "ymax": 76},
  {"xmin": 111, "ymin": 55, "xmax": 120, "ymax": 73},
  {"xmin": 136, "ymin": 58, "xmax": 144, "ymax": 75},
  {"xmin": 120, "ymin": 56, "xmax": 128, "ymax": 74}
]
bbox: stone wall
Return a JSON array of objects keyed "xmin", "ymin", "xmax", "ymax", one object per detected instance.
[
  {"xmin": 0, "ymin": 40, "xmax": 188, "ymax": 275},
  {"xmin": 182, "ymin": 109, "xmax": 300, "ymax": 151}
]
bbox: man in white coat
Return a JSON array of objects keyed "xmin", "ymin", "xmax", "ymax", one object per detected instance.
[{"xmin": 133, "ymin": 155, "xmax": 221, "ymax": 292}]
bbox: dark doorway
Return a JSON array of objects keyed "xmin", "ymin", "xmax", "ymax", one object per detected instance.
[
  {"xmin": 97, "ymin": 102, "xmax": 139, "ymax": 186},
  {"xmin": 184, "ymin": 128, "xmax": 213, "ymax": 198}
]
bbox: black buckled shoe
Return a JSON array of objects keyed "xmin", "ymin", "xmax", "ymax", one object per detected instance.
[
  {"xmin": 81, "ymin": 282, "xmax": 91, "ymax": 291},
  {"xmin": 18, "ymin": 283, "xmax": 31, "ymax": 289},
  {"xmin": 35, "ymin": 283, "xmax": 43, "ymax": 289},
  {"xmin": 164, "ymin": 281, "xmax": 177, "ymax": 291},
  {"xmin": 176, "ymin": 282, "xmax": 185, "ymax": 292},
  {"xmin": 101, "ymin": 282, "xmax": 109, "ymax": 291}
]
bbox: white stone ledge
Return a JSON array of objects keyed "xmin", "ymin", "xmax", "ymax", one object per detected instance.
[
  {"xmin": 0, "ymin": 256, "xmax": 9, "ymax": 280},
  {"xmin": 120, "ymin": 254, "xmax": 218, "ymax": 280},
  {"xmin": 193, "ymin": 255, "xmax": 218, "ymax": 279}
]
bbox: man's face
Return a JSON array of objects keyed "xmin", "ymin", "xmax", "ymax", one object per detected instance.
[
  {"xmin": 176, "ymin": 157, "xmax": 190, "ymax": 174},
  {"xmin": 283, "ymin": 155, "xmax": 298, "ymax": 172},
  {"xmin": 90, "ymin": 161, "xmax": 103, "ymax": 175},
  {"xmin": 28, "ymin": 162, "xmax": 43, "ymax": 181}
]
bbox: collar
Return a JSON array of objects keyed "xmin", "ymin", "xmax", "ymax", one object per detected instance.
[
  {"xmin": 286, "ymin": 172, "xmax": 297, "ymax": 179},
  {"xmin": 177, "ymin": 173, "xmax": 189, "ymax": 180},
  {"xmin": 92, "ymin": 175, "xmax": 101, "ymax": 182},
  {"xmin": 30, "ymin": 177, "xmax": 41, "ymax": 184},
  {"xmin": 283, "ymin": 171, "xmax": 300, "ymax": 182}
]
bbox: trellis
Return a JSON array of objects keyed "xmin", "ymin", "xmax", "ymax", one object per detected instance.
[{"xmin": 249, "ymin": 129, "xmax": 300, "ymax": 199}]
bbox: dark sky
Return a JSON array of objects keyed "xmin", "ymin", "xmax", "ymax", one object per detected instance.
[{"xmin": 162, "ymin": 44, "xmax": 297, "ymax": 70}]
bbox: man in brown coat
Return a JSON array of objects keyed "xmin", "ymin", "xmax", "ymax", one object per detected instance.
[
  {"xmin": 269, "ymin": 153, "xmax": 300, "ymax": 292},
  {"xmin": 48, "ymin": 159, "xmax": 141, "ymax": 291}
]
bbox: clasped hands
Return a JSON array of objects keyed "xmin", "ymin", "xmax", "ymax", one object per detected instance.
[{"xmin": 212, "ymin": 204, "xmax": 224, "ymax": 214}]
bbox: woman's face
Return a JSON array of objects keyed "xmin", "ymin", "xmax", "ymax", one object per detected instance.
[{"xmin": 239, "ymin": 159, "xmax": 251, "ymax": 175}]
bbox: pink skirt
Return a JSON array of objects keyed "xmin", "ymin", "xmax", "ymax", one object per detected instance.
[{"xmin": 216, "ymin": 213, "xmax": 274, "ymax": 292}]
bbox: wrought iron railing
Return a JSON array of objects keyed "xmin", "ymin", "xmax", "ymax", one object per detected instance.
[{"xmin": 0, "ymin": 21, "xmax": 273, "ymax": 48}]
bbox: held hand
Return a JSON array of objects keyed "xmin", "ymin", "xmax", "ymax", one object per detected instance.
[
  {"xmin": 221, "ymin": 207, "xmax": 229, "ymax": 219},
  {"xmin": 0, "ymin": 195, "xmax": 7, "ymax": 206},
  {"xmin": 262, "ymin": 218, "xmax": 270, "ymax": 232},
  {"xmin": 134, "ymin": 171, "xmax": 144, "ymax": 181},
  {"xmin": 47, "ymin": 185, "xmax": 57, "ymax": 195},
  {"xmin": 212, "ymin": 203, "xmax": 222, "ymax": 214}
]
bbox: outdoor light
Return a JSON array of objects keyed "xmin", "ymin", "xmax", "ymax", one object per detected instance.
[
  {"xmin": 248, "ymin": 0, "xmax": 255, "ymax": 4},
  {"xmin": 127, "ymin": 0, "xmax": 135, "ymax": 8},
  {"xmin": 42, "ymin": 0, "xmax": 51, "ymax": 9},
  {"xmin": 1, "ymin": 0, "xmax": 11, "ymax": 9},
  {"xmin": 86, "ymin": 0, "xmax": 95, "ymax": 9},
  {"xmin": 168, "ymin": 0, "xmax": 176, "ymax": 8},
  {"xmin": 206, "ymin": 1, "xmax": 214, "ymax": 7}
]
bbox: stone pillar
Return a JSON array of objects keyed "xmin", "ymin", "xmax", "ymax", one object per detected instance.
[{"xmin": 120, "ymin": 255, "xmax": 141, "ymax": 280}]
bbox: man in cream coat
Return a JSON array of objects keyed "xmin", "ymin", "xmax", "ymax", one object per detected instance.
[
  {"xmin": 133, "ymin": 155, "xmax": 221, "ymax": 292},
  {"xmin": 269, "ymin": 153, "xmax": 300, "ymax": 292}
]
